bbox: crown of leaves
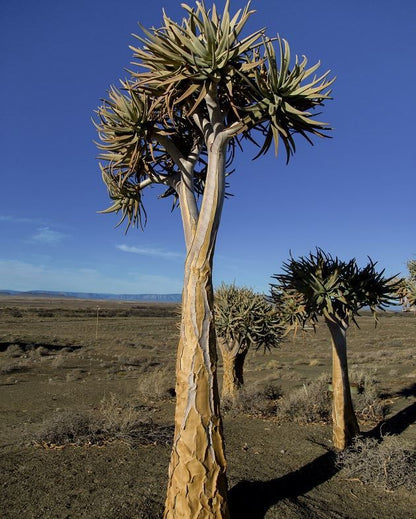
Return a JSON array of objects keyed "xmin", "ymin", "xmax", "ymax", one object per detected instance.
[{"xmin": 94, "ymin": 1, "xmax": 334, "ymax": 231}]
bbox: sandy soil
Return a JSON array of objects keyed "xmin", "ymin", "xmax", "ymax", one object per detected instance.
[{"xmin": 0, "ymin": 296, "xmax": 415, "ymax": 519}]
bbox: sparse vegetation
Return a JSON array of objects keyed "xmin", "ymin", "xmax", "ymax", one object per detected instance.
[
  {"xmin": 34, "ymin": 394, "xmax": 173, "ymax": 448},
  {"xmin": 137, "ymin": 366, "xmax": 176, "ymax": 402},
  {"xmin": 222, "ymin": 382, "xmax": 283, "ymax": 417},
  {"xmin": 0, "ymin": 296, "xmax": 415, "ymax": 519},
  {"xmin": 277, "ymin": 375, "xmax": 331, "ymax": 424},
  {"xmin": 337, "ymin": 435, "xmax": 416, "ymax": 491},
  {"xmin": 349, "ymin": 368, "xmax": 390, "ymax": 422}
]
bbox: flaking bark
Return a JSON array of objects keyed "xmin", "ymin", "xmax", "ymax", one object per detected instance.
[
  {"xmin": 164, "ymin": 136, "xmax": 230, "ymax": 519},
  {"xmin": 218, "ymin": 338, "xmax": 248, "ymax": 401},
  {"xmin": 326, "ymin": 319, "xmax": 359, "ymax": 450}
]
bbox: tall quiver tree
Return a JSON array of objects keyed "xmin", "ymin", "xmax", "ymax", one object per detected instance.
[
  {"xmin": 215, "ymin": 284, "xmax": 283, "ymax": 402},
  {"xmin": 270, "ymin": 249, "xmax": 398, "ymax": 450},
  {"xmin": 94, "ymin": 2, "xmax": 334, "ymax": 517}
]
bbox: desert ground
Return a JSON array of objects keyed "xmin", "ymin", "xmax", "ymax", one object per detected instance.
[{"xmin": 0, "ymin": 296, "xmax": 415, "ymax": 519}]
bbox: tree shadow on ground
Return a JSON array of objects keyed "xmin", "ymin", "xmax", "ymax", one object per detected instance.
[
  {"xmin": 228, "ymin": 401, "xmax": 416, "ymax": 519},
  {"xmin": 228, "ymin": 449, "xmax": 337, "ymax": 519},
  {"xmin": 366, "ymin": 401, "xmax": 416, "ymax": 439},
  {"xmin": 396, "ymin": 383, "xmax": 416, "ymax": 398}
]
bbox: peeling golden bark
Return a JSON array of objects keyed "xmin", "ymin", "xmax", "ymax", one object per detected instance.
[
  {"xmin": 218, "ymin": 339, "xmax": 248, "ymax": 402},
  {"xmin": 164, "ymin": 136, "xmax": 230, "ymax": 519},
  {"xmin": 326, "ymin": 320, "xmax": 360, "ymax": 450}
]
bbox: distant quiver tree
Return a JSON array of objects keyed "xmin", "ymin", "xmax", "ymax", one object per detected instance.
[
  {"xmin": 215, "ymin": 283, "xmax": 283, "ymax": 402},
  {"xmin": 94, "ymin": 2, "xmax": 334, "ymax": 517},
  {"xmin": 397, "ymin": 259, "xmax": 416, "ymax": 311},
  {"xmin": 270, "ymin": 249, "xmax": 398, "ymax": 450}
]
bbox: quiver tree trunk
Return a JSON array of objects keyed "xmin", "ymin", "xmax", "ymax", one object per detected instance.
[
  {"xmin": 218, "ymin": 338, "xmax": 249, "ymax": 402},
  {"xmin": 326, "ymin": 319, "xmax": 359, "ymax": 450},
  {"xmin": 164, "ymin": 135, "xmax": 230, "ymax": 519}
]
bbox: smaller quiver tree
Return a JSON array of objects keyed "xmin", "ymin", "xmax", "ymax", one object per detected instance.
[
  {"xmin": 270, "ymin": 248, "xmax": 398, "ymax": 450},
  {"xmin": 215, "ymin": 283, "xmax": 284, "ymax": 402},
  {"xmin": 397, "ymin": 260, "xmax": 416, "ymax": 311}
]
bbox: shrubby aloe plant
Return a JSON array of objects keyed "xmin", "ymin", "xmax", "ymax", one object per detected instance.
[
  {"xmin": 270, "ymin": 249, "xmax": 398, "ymax": 449},
  {"xmin": 95, "ymin": 2, "xmax": 334, "ymax": 517},
  {"xmin": 397, "ymin": 259, "xmax": 416, "ymax": 310},
  {"xmin": 215, "ymin": 284, "xmax": 283, "ymax": 402}
]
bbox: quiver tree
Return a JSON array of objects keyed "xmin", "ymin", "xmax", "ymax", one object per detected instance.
[
  {"xmin": 407, "ymin": 260, "xmax": 416, "ymax": 307},
  {"xmin": 270, "ymin": 248, "xmax": 398, "ymax": 450},
  {"xmin": 215, "ymin": 283, "xmax": 284, "ymax": 402},
  {"xmin": 94, "ymin": 2, "xmax": 334, "ymax": 517},
  {"xmin": 397, "ymin": 260, "xmax": 416, "ymax": 311}
]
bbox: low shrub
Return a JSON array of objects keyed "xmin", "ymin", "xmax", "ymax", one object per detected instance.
[
  {"xmin": 276, "ymin": 370, "xmax": 390, "ymax": 425},
  {"xmin": 36, "ymin": 412, "xmax": 101, "ymax": 446},
  {"xmin": 4, "ymin": 344, "xmax": 24, "ymax": 358},
  {"xmin": 37, "ymin": 310, "xmax": 55, "ymax": 317},
  {"xmin": 276, "ymin": 375, "xmax": 331, "ymax": 424},
  {"xmin": 349, "ymin": 368, "xmax": 390, "ymax": 421},
  {"xmin": 137, "ymin": 365, "xmax": 175, "ymax": 402},
  {"xmin": 222, "ymin": 383, "xmax": 283, "ymax": 417},
  {"xmin": 0, "ymin": 361, "xmax": 29, "ymax": 375},
  {"xmin": 337, "ymin": 435, "xmax": 416, "ymax": 491},
  {"xmin": 7, "ymin": 308, "xmax": 24, "ymax": 318},
  {"xmin": 34, "ymin": 394, "xmax": 173, "ymax": 448}
]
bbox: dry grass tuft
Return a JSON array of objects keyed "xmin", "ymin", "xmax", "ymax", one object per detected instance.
[
  {"xmin": 349, "ymin": 368, "xmax": 390, "ymax": 421},
  {"xmin": 337, "ymin": 435, "xmax": 416, "ymax": 491},
  {"xmin": 276, "ymin": 369, "xmax": 390, "ymax": 425},
  {"xmin": 222, "ymin": 382, "xmax": 283, "ymax": 417},
  {"xmin": 0, "ymin": 360, "xmax": 30, "ymax": 375},
  {"xmin": 4, "ymin": 344, "xmax": 24, "ymax": 358},
  {"xmin": 35, "ymin": 412, "xmax": 100, "ymax": 446},
  {"xmin": 276, "ymin": 374, "xmax": 331, "ymax": 424},
  {"xmin": 34, "ymin": 394, "xmax": 173, "ymax": 448},
  {"xmin": 137, "ymin": 365, "xmax": 175, "ymax": 402}
]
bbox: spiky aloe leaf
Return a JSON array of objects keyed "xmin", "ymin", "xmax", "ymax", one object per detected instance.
[
  {"xmin": 130, "ymin": 1, "xmax": 264, "ymax": 116},
  {"xmin": 215, "ymin": 283, "xmax": 284, "ymax": 352},
  {"xmin": 270, "ymin": 248, "xmax": 399, "ymax": 330},
  {"xmin": 99, "ymin": 166, "xmax": 147, "ymax": 232},
  {"xmin": 238, "ymin": 36, "xmax": 334, "ymax": 162}
]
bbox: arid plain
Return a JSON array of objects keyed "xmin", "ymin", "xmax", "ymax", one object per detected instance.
[{"xmin": 0, "ymin": 296, "xmax": 415, "ymax": 519}]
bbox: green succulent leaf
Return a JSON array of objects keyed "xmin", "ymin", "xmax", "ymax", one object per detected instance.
[
  {"xmin": 95, "ymin": 2, "xmax": 335, "ymax": 232},
  {"xmin": 270, "ymin": 248, "xmax": 400, "ymax": 331},
  {"xmin": 215, "ymin": 283, "xmax": 284, "ymax": 353}
]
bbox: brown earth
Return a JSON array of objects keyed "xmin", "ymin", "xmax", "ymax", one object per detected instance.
[{"xmin": 0, "ymin": 296, "xmax": 415, "ymax": 519}]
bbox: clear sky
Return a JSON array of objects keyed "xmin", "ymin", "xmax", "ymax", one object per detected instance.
[{"xmin": 1, "ymin": 0, "xmax": 415, "ymax": 295}]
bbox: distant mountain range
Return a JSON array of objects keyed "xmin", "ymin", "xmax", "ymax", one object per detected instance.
[{"xmin": 0, "ymin": 289, "xmax": 182, "ymax": 302}]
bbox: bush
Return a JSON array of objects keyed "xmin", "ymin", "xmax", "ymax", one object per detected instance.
[
  {"xmin": 137, "ymin": 365, "xmax": 175, "ymax": 402},
  {"xmin": 0, "ymin": 361, "xmax": 29, "ymax": 375},
  {"xmin": 275, "ymin": 370, "xmax": 390, "ymax": 425},
  {"xmin": 337, "ymin": 435, "xmax": 416, "ymax": 491},
  {"xmin": 350, "ymin": 368, "xmax": 390, "ymax": 421},
  {"xmin": 34, "ymin": 394, "xmax": 173, "ymax": 447},
  {"xmin": 4, "ymin": 344, "xmax": 24, "ymax": 358},
  {"xmin": 276, "ymin": 375, "xmax": 331, "ymax": 424},
  {"xmin": 36, "ymin": 412, "xmax": 101, "ymax": 446},
  {"xmin": 222, "ymin": 383, "xmax": 283, "ymax": 417}
]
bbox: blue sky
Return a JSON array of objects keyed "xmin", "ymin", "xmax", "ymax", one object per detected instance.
[{"xmin": 0, "ymin": 0, "xmax": 415, "ymax": 295}]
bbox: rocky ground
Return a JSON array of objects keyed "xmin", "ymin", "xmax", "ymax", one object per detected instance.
[{"xmin": 0, "ymin": 297, "xmax": 415, "ymax": 518}]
